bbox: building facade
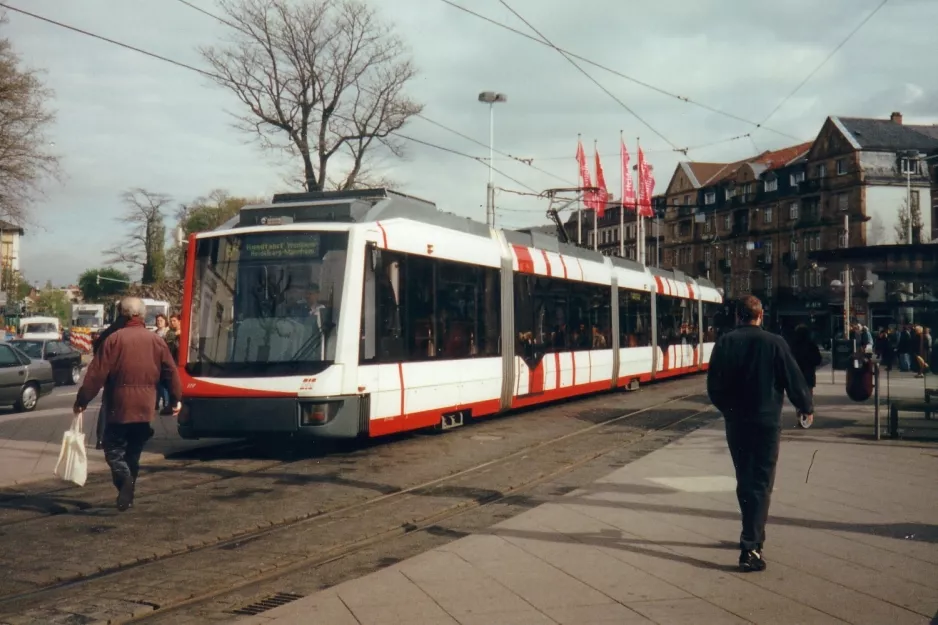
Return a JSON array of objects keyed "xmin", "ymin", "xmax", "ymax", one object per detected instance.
[
  {"xmin": 563, "ymin": 202, "xmax": 661, "ymax": 264},
  {"xmin": 658, "ymin": 112, "xmax": 938, "ymax": 340}
]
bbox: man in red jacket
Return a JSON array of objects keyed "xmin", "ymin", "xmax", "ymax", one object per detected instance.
[{"xmin": 74, "ymin": 297, "xmax": 182, "ymax": 511}]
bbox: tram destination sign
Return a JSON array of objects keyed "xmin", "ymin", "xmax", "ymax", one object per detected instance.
[{"xmin": 242, "ymin": 233, "xmax": 320, "ymax": 260}]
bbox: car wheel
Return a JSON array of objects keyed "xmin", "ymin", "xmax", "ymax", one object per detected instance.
[
  {"xmin": 15, "ymin": 383, "xmax": 39, "ymax": 412},
  {"xmin": 69, "ymin": 365, "xmax": 81, "ymax": 385}
]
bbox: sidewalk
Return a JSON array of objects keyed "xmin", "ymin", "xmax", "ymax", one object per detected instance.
[{"xmin": 239, "ymin": 368, "xmax": 938, "ymax": 625}]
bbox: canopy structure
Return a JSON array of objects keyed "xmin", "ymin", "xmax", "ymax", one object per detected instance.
[{"xmin": 809, "ymin": 243, "xmax": 938, "ymax": 286}]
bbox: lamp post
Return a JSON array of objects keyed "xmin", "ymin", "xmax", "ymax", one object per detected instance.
[
  {"xmin": 899, "ymin": 150, "xmax": 921, "ymax": 323},
  {"xmin": 478, "ymin": 91, "xmax": 507, "ymax": 228}
]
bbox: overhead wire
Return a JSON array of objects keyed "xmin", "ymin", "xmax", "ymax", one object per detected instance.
[
  {"xmin": 0, "ymin": 1, "xmax": 543, "ymax": 195},
  {"xmin": 759, "ymin": 0, "xmax": 890, "ymax": 127},
  {"xmin": 438, "ymin": 0, "xmax": 803, "ymax": 143},
  {"xmin": 496, "ymin": 0, "xmax": 682, "ymax": 153},
  {"xmin": 172, "ymin": 0, "xmax": 574, "ymax": 187}
]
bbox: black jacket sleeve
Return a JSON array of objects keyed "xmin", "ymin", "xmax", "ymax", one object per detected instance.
[
  {"xmin": 706, "ymin": 337, "xmax": 730, "ymax": 416},
  {"xmin": 775, "ymin": 341, "xmax": 814, "ymax": 414}
]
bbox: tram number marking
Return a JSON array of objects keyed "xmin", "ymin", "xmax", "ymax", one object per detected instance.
[{"xmin": 299, "ymin": 377, "xmax": 316, "ymax": 391}]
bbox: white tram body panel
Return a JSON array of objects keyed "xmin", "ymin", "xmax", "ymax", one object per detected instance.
[{"xmin": 176, "ymin": 189, "xmax": 724, "ymax": 440}]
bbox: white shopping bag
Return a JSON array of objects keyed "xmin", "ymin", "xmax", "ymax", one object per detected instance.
[{"xmin": 53, "ymin": 413, "xmax": 88, "ymax": 487}]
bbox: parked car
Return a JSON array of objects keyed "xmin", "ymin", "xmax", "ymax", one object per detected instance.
[
  {"xmin": 0, "ymin": 342, "xmax": 55, "ymax": 412},
  {"xmin": 9, "ymin": 339, "xmax": 83, "ymax": 386}
]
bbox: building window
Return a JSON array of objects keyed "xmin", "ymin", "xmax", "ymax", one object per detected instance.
[
  {"xmin": 684, "ymin": 194, "xmax": 690, "ymax": 205},
  {"xmin": 765, "ymin": 178, "xmax": 778, "ymax": 192},
  {"xmin": 764, "ymin": 239, "xmax": 773, "ymax": 256},
  {"xmin": 791, "ymin": 239, "xmax": 799, "ymax": 258},
  {"xmin": 704, "ymin": 247, "xmax": 712, "ymax": 262},
  {"xmin": 763, "ymin": 207, "xmax": 773, "ymax": 223},
  {"xmin": 790, "ymin": 171, "xmax": 805, "ymax": 186},
  {"xmin": 789, "ymin": 202, "xmax": 799, "ymax": 220},
  {"xmin": 838, "ymin": 230, "xmax": 847, "ymax": 248},
  {"xmin": 901, "ymin": 158, "xmax": 919, "ymax": 175},
  {"xmin": 791, "ymin": 272, "xmax": 799, "ymax": 288},
  {"xmin": 836, "ymin": 158, "xmax": 847, "ymax": 175},
  {"xmin": 704, "ymin": 191, "xmax": 716, "ymax": 205},
  {"xmin": 726, "ymin": 186, "xmax": 735, "ymax": 200},
  {"xmin": 704, "ymin": 217, "xmax": 711, "ymax": 234},
  {"xmin": 723, "ymin": 214, "xmax": 731, "ymax": 230},
  {"xmin": 815, "ymin": 163, "xmax": 826, "ymax": 178},
  {"xmin": 814, "ymin": 232, "xmax": 821, "ymax": 250},
  {"xmin": 838, "ymin": 193, "xmax": 848, "ymax": 212},
  {"xmin": 766, "ymin": 274, "xmax": 773, "ymax": 291}
]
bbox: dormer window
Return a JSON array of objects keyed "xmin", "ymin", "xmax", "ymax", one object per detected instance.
[
  {"xmin": 704, "ymin": 191, "xmax": 716, "ymax": 205},
  {"xmin": 764, "ymin": 178, "xmax": 778, "ymax": 192},
  {"xmin": 790, "ymin": 171, "xmax": 805, "ymax": 186}
]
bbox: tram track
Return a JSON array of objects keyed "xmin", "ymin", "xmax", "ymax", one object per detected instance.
[
  {"xmin": 0, "ymin": 389, "xmax": 715, "ymax": 623},
  {"xmin": 142, "ymin": 404, "xmax": 717, "ymax": 624}
]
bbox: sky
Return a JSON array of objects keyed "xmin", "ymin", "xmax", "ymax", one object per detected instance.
[{"xmin": 5, "ymin": 0, "xmax": 938, "ymax": 286}]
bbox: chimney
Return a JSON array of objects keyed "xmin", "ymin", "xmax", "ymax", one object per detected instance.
[{"xmin": 890, "ymin": 111, "xmax": 903, "ymax": 124}]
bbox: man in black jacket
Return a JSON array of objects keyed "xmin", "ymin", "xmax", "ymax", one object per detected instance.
[{"xmin": 707, "ymin": 295, "xmax": 813, "ymax": 572}]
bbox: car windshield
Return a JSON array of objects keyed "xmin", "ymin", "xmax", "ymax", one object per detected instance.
[
  {"xmin": 23, "ymin": 323, "xmax": 57, "ymax": 334},
  {"xmin": 75, "ymin": 312, "xmax": 103, "ymax": 327},
  {"xmin": 144, "ymin": 305, "xmax": 165, "ymax": 328},
  {"xmin": 186, "ymin": 230, "xmax": 348, "ymax": 377},
  {"xmin": 11, "ymin": 340, "xmax": 43, "ymax": 359}
]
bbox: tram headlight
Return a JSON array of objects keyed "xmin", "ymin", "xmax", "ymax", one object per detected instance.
[{"xmin": 298, "ymin": 400, "xmax": 343, "ymax": 426}]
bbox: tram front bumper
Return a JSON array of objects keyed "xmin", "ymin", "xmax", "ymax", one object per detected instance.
[{"xmin": 177, "ymin": 395, "xmax": 368, "ymax": 440}]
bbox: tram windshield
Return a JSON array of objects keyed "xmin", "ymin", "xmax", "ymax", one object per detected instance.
[{"xmin": 186, "ymin": 230, "xmax": 348, "ymax": 377}]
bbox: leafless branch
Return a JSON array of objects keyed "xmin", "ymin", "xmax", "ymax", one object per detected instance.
[
  {"xmin": 200, "ymin": 0, "xmax": 422, "ymax": 192},
  {"xmin": 105, "ymin": 188, "xmax": 172, "ymax": 283},
  {"xmin": 0, "ymin": 17, "xmax": 61, "ymax": 225}
]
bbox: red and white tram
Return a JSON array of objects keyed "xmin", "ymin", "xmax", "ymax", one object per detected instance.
[{"xmin": 176, "ymin": 188, "xmax": 723, "ymax": 440}]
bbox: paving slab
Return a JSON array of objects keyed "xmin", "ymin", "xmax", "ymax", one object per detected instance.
[{"xmin": 241, "ymin": 366, "xmax": 937, "ymax": 625}]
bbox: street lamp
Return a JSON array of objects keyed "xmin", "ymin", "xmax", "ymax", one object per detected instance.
[{"xmin": 478, "ymin": 91, "xmax": 507, "ymax": 228}]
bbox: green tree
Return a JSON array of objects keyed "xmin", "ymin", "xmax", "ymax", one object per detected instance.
[
  {"xmin": 33, "ymin": 287, "xmax": 69, "ymax": 324},
  {"xmin": 78, "ymin": 267, "xmax": 130, "ymax": 302},
  {"xmin": 167, "ymin": 189, "xmax": 264, "ymax": 279},
  {"xmin": 105, "ymin": 188, "xmax": 170, "ymax": 284}
]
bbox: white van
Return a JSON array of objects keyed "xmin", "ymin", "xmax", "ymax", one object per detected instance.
[{"xmin": 20, "ymin": 316, "xmax": 61, "ymax": 340}]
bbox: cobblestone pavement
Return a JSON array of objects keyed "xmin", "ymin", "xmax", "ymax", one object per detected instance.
[{"xmin": 0, "ymin": 377, "xmax": 710, "ymax": 624}]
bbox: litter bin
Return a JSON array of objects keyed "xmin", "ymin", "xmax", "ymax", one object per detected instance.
[{"xmin": 846, "ymin": 352, "xmax": 874, "ymax": 402}]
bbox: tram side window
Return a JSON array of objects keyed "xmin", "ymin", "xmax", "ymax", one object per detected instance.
[
  {"xmin": 656, "ymin": 296, "xmax": 698, "ymax": 347},
  {"xmin": 513, "ymin": 275, "xmax": 612, "ymax": 354},
  {"xmin": 361, "ymin": 247, "xmax": 500, "ymax": 363},
  {"xmin": 702, "ymin": 302, "xmax": 720, "ymax": 342},
  {"xmin": 618, "ymin": 289, "xmax": 652, "ymax": 347}
]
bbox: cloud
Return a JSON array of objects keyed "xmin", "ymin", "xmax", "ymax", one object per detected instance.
[{"xmin": 5, "ymin": 0, "xmax": 937, "ymax": 282}]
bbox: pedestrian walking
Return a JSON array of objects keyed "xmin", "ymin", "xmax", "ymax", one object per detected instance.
[
  {"xmin": 90, "ymin": 313, "xmax": 129, "ymax": 449},
  {"xmin": 73, "ymin": 297, "xmax": 182, "ymax": 511},
  {"xmin": 706, "ymin": 295, "xmax": 814, "ymax": 572},
  {"xmin": 788, "ymin": 324, "xmax": 822, "ymax": 429}
]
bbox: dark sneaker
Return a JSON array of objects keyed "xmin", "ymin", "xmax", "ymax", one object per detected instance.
[
  {"xmin": 117, "ymin": 478, "xmax": 135, "ymax": 512},
  {"xmin": 739, "ymin": 549, "xmax": 766, "ymax": 572}
]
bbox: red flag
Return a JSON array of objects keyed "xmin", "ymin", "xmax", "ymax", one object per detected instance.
[
  {"xmin": 576, "ymin": 140, "xmax": 595, "ymax": 210},
  {"xmin": 620, "ymin": 139, "xmax": 636, "ymax": 211},
  {"xmin": 594, "ymin": 147, "xmax": 608, "ymax": 218},
  {"xmin": 637, "ymin": 146, "xmax": 655, "ymax": 218}
]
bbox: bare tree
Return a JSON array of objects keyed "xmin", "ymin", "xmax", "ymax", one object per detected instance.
[
  {"xmin": 106, "ymin": 188, "xmax": 171, "ymax": 284},
  {"xmin": 893, "ymin": 195, "xmax": 927, "ymax": 244},
  {"xmin": 0, "ymin": 17, "xmax": 60, "ymax": 225},
  {"xmin": 201, "ymin": 0, "xmax": 422, "ymax": 192}
]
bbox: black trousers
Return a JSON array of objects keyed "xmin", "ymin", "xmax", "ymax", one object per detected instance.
[
  {"xmin": 102, "ymin": 423, "xmax": 153, "ymax": 491},
  {"xmin": 724, "ymin": 421, "xmax": 781, "ymax": 552}
]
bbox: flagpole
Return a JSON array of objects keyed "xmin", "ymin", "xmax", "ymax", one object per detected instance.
[
  {"xmin": 637, "ymin": 137, "xmax": 644, "ymax": 266},
  {"xmin": 577, "ymin": 133, "xmax": 582, "ymax": 246},
  {"xmin": 619, "ymin": 130, "xmax": 625, "ymax": 258},
  {"xmin": 593, "ymin": 139, "xmax": 599, "ymax": 252}
]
